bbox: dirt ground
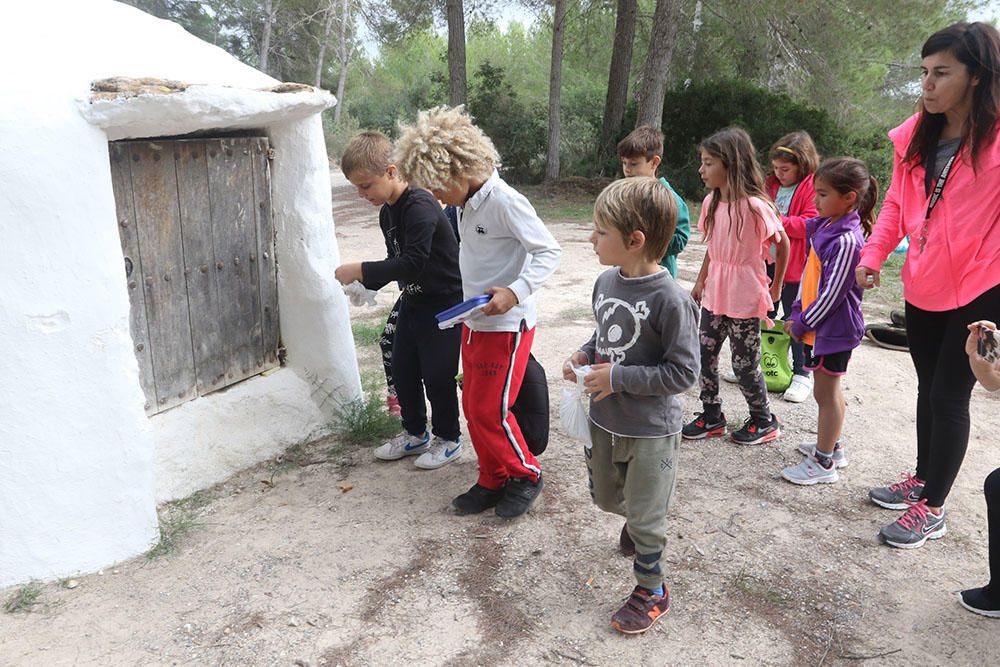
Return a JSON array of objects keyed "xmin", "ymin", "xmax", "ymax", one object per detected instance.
[{"xmin": 2, "ymin": 169, "xmax": 999, "ymax": 666}]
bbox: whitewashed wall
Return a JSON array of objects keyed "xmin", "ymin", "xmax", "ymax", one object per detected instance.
[{"xmin": 0, "ymin": 0, "xmax": 360, "ymax": 588}]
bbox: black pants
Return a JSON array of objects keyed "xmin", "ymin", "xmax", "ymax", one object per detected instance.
[
  {"xmin": 985, "ymin": 467, "xmax": 1000, "ymax": 600},
  {"xmin": 766, "ymin": 263, "xmax": 805, "ymax": 376},
  {"xmin": 393, "ymin": 299, "xmax": 462, "ymax": 441},
  {"xmin": 905, "ymin": 283, "xmax": 1000, "ymax": 506}
]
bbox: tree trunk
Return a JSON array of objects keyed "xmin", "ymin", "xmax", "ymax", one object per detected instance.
[
  {"xmin": 635, "ymin": 0, "xmax": 680, "ymax": 128},
  {"xmin": 333, "ymin": 0, "xmax": 350, "ymax": 122},
  {"xmin": 446, "ymin": 0, "xmax": 467, "ymax": 106},
  {"xmin": 597, "ymin": 0, "xmax": 637, "ymax": 171},
  {"xmin": 544, "ymin": 0, "xmax": 569, "ymax": 183},
  {"xmin": 259, "ymin": 0, "xmax": 275, "ymax": 74},
  {"xmin": 314, "ymin": 1, "xmax": 336, "ymax": 88}
]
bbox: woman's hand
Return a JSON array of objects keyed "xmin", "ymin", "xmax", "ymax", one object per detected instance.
[
  {"xmin": 855, "ymin": 266, "xmax": 880, "ymax": 290},
  {"xmin": 562, "ymin": 351, "xmax": 589, "ymax": 381},
  {"xmin": 584, "ymin": 363, "xmax": 614, "ymax": 401}
]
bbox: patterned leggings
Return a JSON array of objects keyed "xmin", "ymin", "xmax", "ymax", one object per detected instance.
[
  {"xmin": 699, "ymin": 308, "xmax": 771, "ymax": 423},
  {"xmin": 379, "ymin": 297, "xmax": 402, "ymax": 395}
]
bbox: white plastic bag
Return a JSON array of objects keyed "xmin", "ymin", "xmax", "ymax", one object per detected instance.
[
  {"xmin": 342, "ymin": 280, "xmax": 378, "ymax": 307},
  {"xmin": 560, "ymin": 364, "xmax": 592, "ymax": 447}
]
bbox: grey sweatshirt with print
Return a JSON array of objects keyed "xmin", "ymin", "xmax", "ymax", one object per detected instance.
[{"xmin": 579, "ymin": 268, "xmax": 700, "ymax": 437}]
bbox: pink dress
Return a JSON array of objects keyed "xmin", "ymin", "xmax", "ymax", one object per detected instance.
[{"xmin": 699, "ymin": 195, "xmax": 783, "ymax": 320}]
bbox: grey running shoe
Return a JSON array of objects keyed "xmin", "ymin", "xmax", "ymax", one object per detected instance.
[
  {"xmin": 373, "ymin": 431, "xmax": 429, "ymax": 460},
  {"xmin": 781, "ymin": 454, "xmax": 839, "ymax": 486},
  {"xmin": 797, "ymin": 441, "xmax": 848, "ymax": 468},
  {"xmin": 879, "ymin": 500, "xmax": 946, "ymax": 549},
  {"xmin": 869, "ymin": 472, "xmax": 924, "ymax": 510}
]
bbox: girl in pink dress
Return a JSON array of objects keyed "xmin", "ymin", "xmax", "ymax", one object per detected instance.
[{"xmin": 682, "ymin": 127, "xmax": 790, "ymax": 445}]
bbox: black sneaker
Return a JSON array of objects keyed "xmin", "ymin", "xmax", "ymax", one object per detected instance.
[
  {"xmin": 681, "ymin": 412, "xmax": 727, "ymax": 440},
  {"xmin": 619, "ymin": 523, "xmax": 635, "ymax": 557},
  {"xmin": 959, "ymin": 586, "xmax": 1000, "ymax": 618},
  {"xmin": 731, "ymin": 415, "xmax": 781, "ymax": 445},
  {"xmin": 495, "ymin": 474, "xmax": 543, "ymax": 518},
  {"xmin": 452, "ymin": 483, "xmax": 506, "ymax": 515},
  {"xmin": 865, "ymin": 324, "xmax": 908, "ymax": 351}
]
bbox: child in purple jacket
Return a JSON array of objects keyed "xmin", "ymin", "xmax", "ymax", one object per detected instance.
[{"xmin": 781, "ymin": 158, "xmax": 876, "ymax": 486}]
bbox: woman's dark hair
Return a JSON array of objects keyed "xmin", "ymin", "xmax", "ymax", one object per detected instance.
[
  {"xmin": 906, "ymin": 21, "xmax": 1000, "ymax": 168},
  {"xmin": 814, "ymin": 158, "xmax": 879, "ymax": 237}
]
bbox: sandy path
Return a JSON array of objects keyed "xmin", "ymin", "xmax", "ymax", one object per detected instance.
[{"xmin": 1, "ymin": 169, "xmax": 998, "ymax": 666}]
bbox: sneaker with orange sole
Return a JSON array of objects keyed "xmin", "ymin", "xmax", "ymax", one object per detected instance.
[{"xmin": 611, "ymin": 585, "xmax": 670, "ymax": 634}]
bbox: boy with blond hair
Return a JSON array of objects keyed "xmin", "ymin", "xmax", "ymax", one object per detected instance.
[
  {"xmin": 563, "ymin": 177, "xmax": 699, "ymax": 634},
  {"xmin": 395, "ymin": 106, "xmax": 561, "ymax": 519},
  {"xmin": 617, "ymin": 125, "xmax": 690, "ymax": 278},
  {"xmin": 335, "ymin": 131, "xmax": 464, "ymax": 470}
]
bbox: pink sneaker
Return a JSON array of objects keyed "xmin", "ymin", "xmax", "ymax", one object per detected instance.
[{"xmin": 386, "ymin": 393, "xmax": 401, "ymax": 417}]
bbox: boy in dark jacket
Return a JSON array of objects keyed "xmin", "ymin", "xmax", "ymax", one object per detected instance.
[{"xmin": 335, "ymin": 132, "xmax": 464, "ymax": 470}]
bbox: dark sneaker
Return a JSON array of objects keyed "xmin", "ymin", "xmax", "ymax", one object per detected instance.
[
  {"xmin": 682, "ymin": 412, "xmax": 727, "ymax": 440},
  {"xmin": 495, "ymin": 475, "xmax": 544, "ymax": 518},
  {"xmin": 865, "ymin": 324, "xmax": 908, "ymax": 351},
  {"xmin": 611, "ymin": 585, "xmax": 670, "ymax": 634},
  {"xmin": 890, "ymin": 310, "xmax": 907, "ymax": 328},
  {"xmin": 731, "ymin": 415, "xmax": 781, "ymax": 445},
  {"xmin": 619, "ymin": 523, "xmax": 635, "ymax": 557},
  {"xmin": 869, "ymin": 472, "xmax": 925, "ymax": 510},
  {"xmin": 452, "ymin": 483, "xmax": 505, "ymax": 515},
  {"xmin": 959, "ymin": 586, "xmax": 1000, "ymax": 618},
  {"xmin": 879, "ymin": 499, "xmax": 946, "ymax": 549}
]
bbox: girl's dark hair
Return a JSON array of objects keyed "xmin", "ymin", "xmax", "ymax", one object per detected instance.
[
  {"xmin": 699, "ymin": 127, "xmax": 776, "ymax": 241},
  {"xmin": 814, "ymin": 158, "xmax": 879, "ymax": 237},
  {"xmin": 768, "ymin": 131, "xmax": 821, "ymax": 176},
  {"xmin": 906, "ymin": 21, "xmax": 1000, "ymax": 168}
]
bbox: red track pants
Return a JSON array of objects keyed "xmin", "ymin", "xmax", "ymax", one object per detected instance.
[{"xmin": 461, "ymin": 324, "xmax": 540, "ymax": 489}]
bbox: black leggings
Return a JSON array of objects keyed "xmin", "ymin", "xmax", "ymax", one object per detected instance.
[
  {"xmin": 905, "ymin": 283, "xmax": 1000, "ymax": 506},
  {"xmin": 985, "ymin": 467, "xmax": 1000, "ymax": 600}
]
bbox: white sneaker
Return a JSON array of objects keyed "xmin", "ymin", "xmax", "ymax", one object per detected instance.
[
  {"xmin": 797, "ymin": 441, "xmax": 848, "ymax": 468},
  {"xmin": 781, "ymin": 454, "xmax": 839, "ymax": 486},
  {"xmin": 782, "ymin": 374, "xmax": 813, "ymax": 403},
  {"xmin": 722, "ymin": 368, "xmax": 739, "ymax": 383},
  {"xmin": 373, "ymin": 431, "xmax": 429, "ymax": 460},
  {"xmin": 414, "ymin": 436, "xmax": 462, "ymax": 470}
]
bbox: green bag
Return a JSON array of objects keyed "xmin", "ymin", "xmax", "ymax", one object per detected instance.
[{"xmin": 760, "ymin": 320, "xmax": 793, "ymax": 392}]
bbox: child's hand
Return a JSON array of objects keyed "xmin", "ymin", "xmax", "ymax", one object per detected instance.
[
  {"xmin": 783, "ymin": 320, "xmax": 794, "ymax": 335},
  {"xmin": 584, "ymin": 363, "xmax": 614, "ymax": 402},
  {"xmin": 563, "ymin": 351, "xmax": 589, "ymax": 381},
  {"xmin": 334, "ymin": 262, "xmax": 363, "ymax": 285},
  {"xmin": 482, "ymin": 287, "xmax": 518, "ymax": 315},
  {"xmin": 769, "ymin": 280, "xmax": 781, "ymax": 304},
  {"xmin": 855, "ymin": 266, "xmax": 879, "ymax": 289},
  {"xmin": 691, "ymin": 280, "xmax": 704, "ymax": 304}
]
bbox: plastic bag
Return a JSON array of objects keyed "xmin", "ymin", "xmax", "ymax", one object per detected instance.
[
  {"xmin": 342, "ymin": 280, "xmax": 377, "ymax": 307},
  {"xmin": 560, "ymin": 364, "xmax": 592, "ymax": 447}
]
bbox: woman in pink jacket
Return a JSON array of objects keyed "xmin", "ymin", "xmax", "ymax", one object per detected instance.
[{"xmin": 856, "ymin": 22, "xmax": 1000, "ymax": 551}]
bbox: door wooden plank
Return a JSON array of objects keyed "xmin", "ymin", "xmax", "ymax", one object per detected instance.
[
  {"xmin": 206, "ymin": 138, "xmax": 263, "ymax": 384},
  {"xmin": 251, "ymin": 137, "xmax": 280, "ymax": 368},
  {"xmin": 110, "ymin": 143, "xmax": 158, "ymax": 414},
  {"xmin": 129, "ymin": 141, "xmax": 198, "ymax": 413},
  {"xmin": 174, "ymin": 140, "xmax": 228, "ymax": 396}
]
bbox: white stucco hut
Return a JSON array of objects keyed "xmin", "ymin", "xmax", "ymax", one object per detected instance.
[{"xmin": 0, "ymin": 0, "xmax": 361, "ymax": 588}]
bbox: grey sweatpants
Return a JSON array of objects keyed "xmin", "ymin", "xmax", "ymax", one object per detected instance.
[{"xmin": 585, "ymin": 425, "xmax": 679, "ymax": 590}]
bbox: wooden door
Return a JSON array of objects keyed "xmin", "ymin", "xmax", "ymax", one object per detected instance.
[{"xmin": 110, "ymin": 137, "xmax": 279, "ymax": 415}]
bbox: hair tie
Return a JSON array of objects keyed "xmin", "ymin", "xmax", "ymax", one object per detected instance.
[{"xmin": 776, "ymin": 146, "xmax": 798, "ymax": 158}]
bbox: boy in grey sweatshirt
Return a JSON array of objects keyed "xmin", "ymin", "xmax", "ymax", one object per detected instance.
[{"xmin": 563, "ymin": 177, "xmax": 699, "ymax": 635}]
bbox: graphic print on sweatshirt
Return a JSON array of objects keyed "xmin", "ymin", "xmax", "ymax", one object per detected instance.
[{"xmin": 594, "ymin": 294, "xmax": 649, "ymax": 363}]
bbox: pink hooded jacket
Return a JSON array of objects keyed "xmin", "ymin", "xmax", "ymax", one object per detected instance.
[{"xmin": 859, "ymin": 113, "xmax": 1000, "ymax": 311}]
